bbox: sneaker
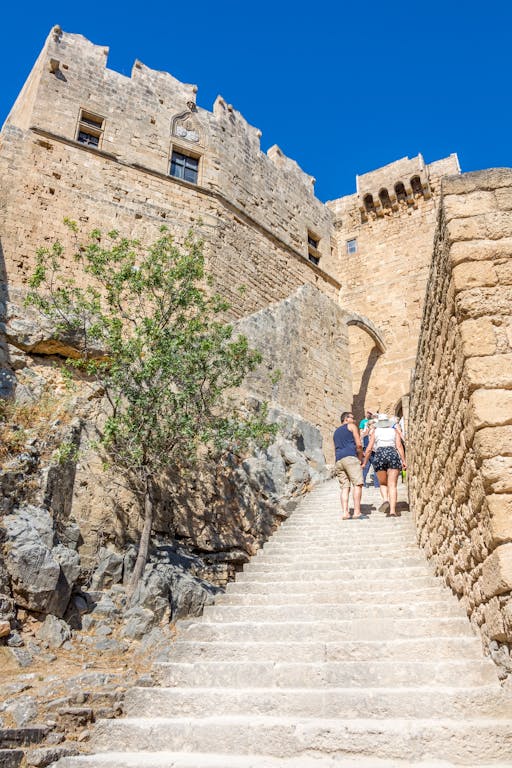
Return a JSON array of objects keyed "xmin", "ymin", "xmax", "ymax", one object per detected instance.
[{"xmin": 379, "ymin": 500, "xmax": 390, "ymax": 515}]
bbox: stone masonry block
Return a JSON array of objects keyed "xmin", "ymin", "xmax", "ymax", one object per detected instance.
[
  {"xmin": 459, "ymin": 318, "xmax": 497, "ymax": 357},
  {"xmin": 495, "ymin": 187, "xmax": 512, "ymax": 211},
  {"xmin": 450, "ymin": 238, "xmax": 512, "ymax": 266},
  {"xmin": 442, "ymin": 169, "xmax": 512, "ymax": 196},
  {"xmin": 470, "ymin": 389, "xmax": 512, "ymax": 429},
  {"xmin": 452, "ymin": 261, "xmax": 498, "ymax": 292},
  {"xmin": 464, "ymin": 354, "xmax": 512, "ymax": 391},
  {"xmin": 481, "ymin": 542, "xmax": 512, "ymax": 599},
  {"xmin": 456, "ymin": 286, "xmax": 512, "ymax": 319},
  {"xmin": 487, "ymin": 495, "xmax": 512, "ymax": 548},
  {"xmin": 444, "ymin": 190, "xmax": 496, "ymax": 219},
  {"xmin": 481, "ymin": 456, "xmax": 512, "ymax": 494},
  {"xmin": 447, "ymin": 212, "xmax": 512, "ymax": 243},
  {"xmin": 474, "ymin": 426, "xmax": 512, "ymax": 460}
]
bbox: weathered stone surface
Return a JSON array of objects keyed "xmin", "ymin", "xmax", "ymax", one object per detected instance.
[
  {"xmin": 1, "ymin": 506, "xmax": 80, "ymax": 616},
  {"xmin": 37, "ymin": 615, "xmax": 72, "ymax": 649},
  {"xmin": 465, "ymin": 354, "xmax": 512, "ymax": 391},
  {"xmin": 470, "ymin": 388, "xmax": 512, "ymax": 429},
  {"xmin": 90, "ymin": 548, "xmax": 124, "ymax": 590},
  {"xmin": 487, "ymin": 495, "xmax": 512, "ymax": 548},
  {"xmin": 482, "ymin": 544, "xmax": 512, "ymax": 599},
  {"xmin": 459, "ymin": 317, "xmax": 497, "ymax": 357}
]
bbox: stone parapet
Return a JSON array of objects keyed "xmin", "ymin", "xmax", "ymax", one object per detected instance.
[{"xmin": 409, "ymin": 168, "xmax": 512, "ymax": 667}]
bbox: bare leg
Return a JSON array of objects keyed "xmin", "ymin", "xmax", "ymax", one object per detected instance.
[
  {"xmin": 353, "ymin": 484, "xmax": 363, "ymax": 517},
  {"xmin": 376, "ymin": 470, "xmax": 390, "ymax": 514},
  {"xmin": 377, "ymin": 471, "xmax": 388, "ymax": 500},
  {"xmin": 387, "ymin": 469, "xmax": 400, "ymax": 516},
  {"xmin": 341, "ymin": 487, "xmax": 350, "ymax": 519}
]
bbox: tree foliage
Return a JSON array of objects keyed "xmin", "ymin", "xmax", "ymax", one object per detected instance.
[{"xmin": 27, "ymin": 223, "xmax": 276, "ymax": 587}]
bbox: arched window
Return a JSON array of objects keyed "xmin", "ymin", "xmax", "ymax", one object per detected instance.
[
  {"xmin": 394, "ymin": 182, "xmax": 407, "ymax": 202},
  {"xmin": 411, "ymin": 176, "xmax": 423, "ymax": 196},
  {"xmin": 364, "ymin": 193, "xmax": 375, "ymax": 213},
  {"xmin": 379, "ymin": 188, "xmax": 392, "ymax": 208}
]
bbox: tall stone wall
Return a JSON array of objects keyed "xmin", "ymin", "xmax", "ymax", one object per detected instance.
[
  {"xmin": 236, "ymin": 283, "xmax": 353, "ymax": 463},
  {"xmin": 0, "ymin": 27, "xmax": 339, "ymax": 319},
  {"xmin": 327, "ymin": 154, "xmax": 460, "ymax": 416},
  {"xmin": 409, "ymin": 169, "xmax": 512, "ymax": 659}
]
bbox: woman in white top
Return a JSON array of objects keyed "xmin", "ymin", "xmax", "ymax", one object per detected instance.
[{"xmin": 363, "ymin": 414, "xmax": 406, "ymax": 517}]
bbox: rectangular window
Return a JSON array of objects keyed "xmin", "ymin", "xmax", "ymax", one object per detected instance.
[
  {"xmin": 307, "ymin": 231, "xmax": 320, "ymax": 265},
  {"xmin": 346, "ymin": 238, "xmax": 357, "ymax": 254},
  {"xmin": 76, "ymin": 110, "xmax": 104, "ymax": 148},
  {"xmin": 170, "ymin": 150, "xmax": 199, "ymax": 184}
]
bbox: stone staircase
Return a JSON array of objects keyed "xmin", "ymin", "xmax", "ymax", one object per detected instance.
[{"xmin": 54, "ymin": 480, "xmax": 512, "ymax": 767}]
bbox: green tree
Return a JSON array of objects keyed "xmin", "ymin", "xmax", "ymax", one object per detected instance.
[{"xmin": 27, "ymin": 223, "xmax": 275, "ymax": 591}]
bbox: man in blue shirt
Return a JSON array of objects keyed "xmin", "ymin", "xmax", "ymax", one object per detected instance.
[{"xmin": 333, "ymin": 411, "xmax": 364, "ymax": 519}]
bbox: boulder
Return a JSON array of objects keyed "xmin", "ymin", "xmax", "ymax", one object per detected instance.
[
  {"xmin": 1, "ymin": 506, "xmax": 80, "ymax": 617},
  {"xmin": 90, "ymin": 548, "xmax": 124, "ymax": 590},
  {"xmin": 37, "ymin": 615, "xmax": 72, "ymax": 649}
]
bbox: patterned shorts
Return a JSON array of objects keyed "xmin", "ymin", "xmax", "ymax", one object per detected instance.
[{"xmin": 373, "ymin": 446, "xmax": 403, "ymax": 472}]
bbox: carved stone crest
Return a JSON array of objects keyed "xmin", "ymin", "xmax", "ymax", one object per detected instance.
[{"xmin": 171, "ymin": 110, "xmax": 202, "ymax": 145}]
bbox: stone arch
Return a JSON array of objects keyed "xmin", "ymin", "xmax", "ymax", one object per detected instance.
[
  {"xmin": 345, "ymin": 312, "xmax": 386, "ymax": 353},
  {"xmin": 410, "ymin": 175, "xmax": 423, "ymax": 196},
  {"xmin": 394, "ymin": 181, "xmax": 407, "ymax": 202},
  {"xmin": 343, "ymin": 312, "xmax": 386, "ymax": 419},
  {"xmin": 363, "ymin": 193, "xmax": 375, "ymax": 213},
  {"xmin": 379, "ymin": 188, "xmax": 392, "ymax": 209}
]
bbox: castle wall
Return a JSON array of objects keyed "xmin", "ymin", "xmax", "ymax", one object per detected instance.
[
  {"xmin": 0, "ymin": 27, "xmax": 337, "ymax": 305},
  {"xmin": 327, "ymin": 154, "xmax": 460, "ymax": 417},
  {"xmin": 236, "ymin": 283, "xmax": 353, "ymax": 463},
  {"xmin": 409, "ymin": 169, "xmax": 512, "ymax": 656}
]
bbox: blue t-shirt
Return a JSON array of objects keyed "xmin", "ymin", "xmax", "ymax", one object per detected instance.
[{"xmin": 333, "ymin": 424, "xmax": 357, "ymax": 462}]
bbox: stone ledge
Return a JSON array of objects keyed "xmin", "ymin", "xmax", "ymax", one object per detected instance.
[{"xmin": 442, "ymin": 169, "xmax": 512, "ymax": 196}]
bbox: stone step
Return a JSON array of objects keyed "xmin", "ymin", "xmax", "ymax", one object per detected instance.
[
  {"xmin": 178, "ymin": 617, "xmax": 477, "ymax": 642},
  {"xmin": 236, "ymin": 566, "xmax": 433, "ymax": 582},
  {"xmin": 258, "ymin": 542, "xmax": 415, "ymax": 552},
  {"xmin": 244, "ymin": 560, "xmax": 429, "ymax": 574},
  {"xmin": 89, "ymin": 715, "xmax": 512, "ymax": 763},
  {"xmin": 168, "ymin": 637, "xmax": 485, "ymax": 663},
  {"xmin": 49, "ymin": 751, "xmax": 512, "ymax": 768},
  {"xmin": 226, "ymin": 574, "xmax": 443, "ymax": 593},
  {"xmin": 124, "ymin": 685, "xmax": 509, "ymax": 720},
  {"xmin": 155, "ymin": 659, "xmax": 497, "ymax": 688},
  {"xmin": 216, "ymin": 586, "xmax": 449, "ymax": 606},
  {"xmin": 201, "ymin": 601, "xmax": 466, "ymax": 623}
]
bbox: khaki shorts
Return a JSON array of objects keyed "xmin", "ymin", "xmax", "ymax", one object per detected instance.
[{"xmin": 335, "ymin": 456, "xmax": 363, "ymax": 488}]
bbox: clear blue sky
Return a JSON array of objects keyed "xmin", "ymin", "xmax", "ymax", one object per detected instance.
[{"xmin": 1, "ymin": 1, "xmax": 510, "ymax": 202}]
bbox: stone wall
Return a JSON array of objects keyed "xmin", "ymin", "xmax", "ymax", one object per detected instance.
[
  {"xmin": 327, "ymin": 154, "xmax": 460, "ymax": 417},
  {"xmin": 409, "ymin": 169, "xmax": 512, "ymax": 663},
  {"xmin": 236, "ymin": 283, "xmax": 353, "ymax": 463}
]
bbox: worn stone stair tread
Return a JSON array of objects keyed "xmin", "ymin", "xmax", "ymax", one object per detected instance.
[
  {"xmin": 167, "ymin": 637, "xmax": 485, "ymax": 661},
  {"xmin": 216, "ymin": 587, "xmax": 450, "ymax": 603},
  {"xmin": 124, "ymin": 684, "xmax": 511, "ymax": 718},
  {"xmin": 51, "ymin": 751, "xmax": 512, "ymax": 768},
  {"xmin": 91, "ymin": 715, "xmax": 512, "ymax": 761},
  {"xmin": 201, "ymin": 602, "xmax": 466, "ymax": 621},
  {"xmin": 156, "ymin": 659, "xmax": 496, "ymax": 687},
  {"xmin": 179, "ymin": 617, "xmax": 476, "ymax": 642}
]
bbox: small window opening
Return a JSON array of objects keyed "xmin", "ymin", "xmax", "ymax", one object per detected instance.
[
  {"xmin": 76, "ymin": 110, "xmax": 104, "ymax": 148},
  {"xmin": 346, "ymin": 238, "xmax": 357, "ymax": 255},
  {"xmin": 379, "ymin": 188, "xmax": 392, "ymax": 208},
  {"xmin": 170, "ymin": 150, "xmax": 199, "ymax": 184},
  {"xmin": 395, "ymin": 182, "xmax": 407, "ymax": 202},
  {"xmin": 411, "ymin": 176, "xmax": 423, "ymax": 196},
  {"xmin": 363, "ymin": 194, "xmax": 375, "ymax": 213},
  {"xmin": 307, "ymin": 231, "xmax": 320, "ymax": 265}
]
